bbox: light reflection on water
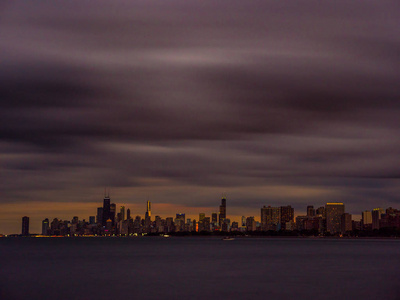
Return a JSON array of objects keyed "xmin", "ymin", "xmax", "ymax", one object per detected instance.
[{"xmin": 1, "ymin": 237, "xmax": 399, "ymax": 300}]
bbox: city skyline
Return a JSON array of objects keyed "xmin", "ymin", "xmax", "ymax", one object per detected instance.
[
  {"xmin": 1, "ymin": 2, "xmax": 399, "ymax": 235},
  {"xmin": 0, "ymin": 194, "xmax": 354, "ymax": 235},
  {"xmin": 5, "ymin": 192, "xmax": 399, "ymax": 236}
]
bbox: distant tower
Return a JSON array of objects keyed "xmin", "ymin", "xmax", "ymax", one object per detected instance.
[
  {"xmin": 246, "ymin": 216, "xmax": 256, "ymax": 232},
  {"xmin": 147, "ymin": 201, "xmax": 151, "ymax": 218},
  {"xmin": 127, "ymin": 208, "xmax": 131, "ymax": 220},
  {"xmin": 261, "ymin": 206, "xmax": 281, "ymax": 231},
  {"xmin": 120, "ymin": 206, "xmax": 125, "ymax": 221},
  {"xmin": 176, "ymin": 213, "xmax": 186, "ymax": 223},
  {"xmin": 307, "ymin": 206, "xmax": 315, "ymax": 217},
  {"xmin": 22, "ymin": 216, "xmax": 29, "ymax": 236},
  {"xmin": 102, "ymin": 191, "xmax": 111, "ymax": 226},
  {"xmin": 325, "ymin": 203, "xmax": 345, "ymax": 234},
  {"xmin": 219, "ymin": 196, "xmax": 226, "ymax": 226},
  {"xmin": 199, "ymin": 213, "xmax": 205, "ymax": 222},
  {"xmin": 341, "ymin": 213, "xmax": 352, "ymax": 234},
  {"xmin": 176, "ymin": 213, "xmax": 186, "ymax": 231},
  {"xmin": 97, "ymin": 207, "xmax": 103, "ymax": 225},
  {"xmin": 362, "ymin": 211, "xmax": 372, "ymax": 227},
  {"xmin": 280, "ymin": 205, "xmax": 294, "ymax": 230},
  {"xmin": 144, "ymin": 200, "xmax": 152, "ymax": 230},
  {"xmin": 316, "ymin": 207, "xmax": 326, "ymax": 218},
  {"xmin": 203, "ymin": 217, "xmax": 211, "ymax": 232},
  {"xmin": 42, "ymin": 218, "xmax": 49, "ymax": 235},
  {"xmin": 372, "ymin": 208, "xmax": 384, "ymax": 230}
]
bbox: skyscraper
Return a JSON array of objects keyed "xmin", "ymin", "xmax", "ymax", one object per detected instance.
[
  {"xmin": 316, "ymin": 207, "xmax": 326, "ymax": 217},
  {"xmin": 42, "ymin": 218, "xmax": 49, "ymax": 235},
  {"xmin": 261, "ymin": 206, "xmax": 281, "ymax": 231},
  {"xmin": 147, "ymin": 201, "xmax": 151, "ymax": 217},
  {"xmin": 175, "ymin": 213, "xmax": 186, "ymax": 224},
  {"xmin": 280, "ymin": 205, "xmax": 294, "ymax": 230},
  {"xmin": 120, "ymin": 206, "xmax": 125, "ymax": 221},
  {"xmin": 325, "ymin": 203, "xmax": 345, "ymax": 234},
  {"xmin": 22, "ymin": 216, "xmax": 29, "ymax": 236},
  {"xmin": 341, "ymin": 213, "xmax": 352, "ymax": 234},
  {"xmin": 102, "ymin": 195, "xmax": 111, "ymax": 226},
  {"xmin": 372, "ymin": 208, "xmax": 384, "ymax": 230},
  {"xmin": 127, "ymin": 208, "xmax": 131, "ymax": 220},
  {"xmin": 97, "ymin": 207, "xmax": 103, "ymax": 225},
  {"xmin": 362, "ymin": 211, "xmax": 372, "ymax": 227},
  {"xmin": 246, "ymin": 216, "xmax": 256, "ymax": 232},
  {"xmin": 199, "ymin": 213, "xmax": 205, "ymax": 222},
  {"xmin": 307, "ymin": 206, "xmax": 315, "ymax": 217},
  {"xmin": 146, "ymin": 201, "xmax": 151, "ymax": 218},
  {"xmin": 261, "ymin": 206, "xmax": 269, "ymax": 230},
  {"xmin": 145, "ymin": 201, "xmax": 152, "ymax": 230},
  {"xmin": 219, "ymin": 197, "xmax": 226, "ymax": 226},
  {"xmin": 203, "ymin": 217, "xmax": 211, "ymax": 232}
]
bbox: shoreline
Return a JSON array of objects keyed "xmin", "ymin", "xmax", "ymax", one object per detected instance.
[{"xmin": 1, "ymin": 235, "xmax": 399, "ymax": 240}]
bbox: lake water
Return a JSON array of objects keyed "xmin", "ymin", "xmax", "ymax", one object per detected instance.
[{"xmin": 1, "ymin": 237, "xmax": 399, "ymax": 300}]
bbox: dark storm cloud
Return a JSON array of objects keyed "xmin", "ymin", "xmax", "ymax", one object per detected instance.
[{"xmin": 1, "ymin": 0, "xmax": 400, "ymax": 227}]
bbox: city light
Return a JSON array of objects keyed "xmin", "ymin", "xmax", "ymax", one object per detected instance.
[{"xmin": 10, "ymin": 196, "xmax": 400, "ymax": 237}]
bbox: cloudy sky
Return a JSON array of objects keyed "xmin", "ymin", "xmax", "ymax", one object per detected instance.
[{"xmin": 1, "ymin": 0, "xmax": 399, "ymax": 234}]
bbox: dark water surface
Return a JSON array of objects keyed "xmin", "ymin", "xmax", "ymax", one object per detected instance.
[{"xmin": 1, "ymin": 237, "xmax": 399, "ymax": 300}]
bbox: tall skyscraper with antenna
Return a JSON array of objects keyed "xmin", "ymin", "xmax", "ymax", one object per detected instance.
[
  {"xmin": 146, "ymin": 200, "xmax": 151, "ymax": 218},
  {"xmin": 145, "ymin": 200, "xmax": 152, "ymax": 229},
  {"xmin": 102, "ymin": 189, "xmax": 111, "ymax": 226},
  {"xmin": 219, "ymin": 196, "xmax": 226, "ymax": 226}
]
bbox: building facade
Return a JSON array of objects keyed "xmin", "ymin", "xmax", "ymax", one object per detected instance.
[
  {"xmin": 22, "ymin": 216, "xmax": 29, "ymax": 236},
  {"xmin": 42, "ymin": 218, "xmax": 49, "ymax": 235},
  {"xmin": 325, "ymin": 203, "xmax": 345, "ymax": 234},
  {"xmin": 372, "ymin": 208, "xmax": 384, "ymax": 230},
  {"xmin": 261, "ymin": 206, "xmax": 281, "ymax": 231},
  {"xmin": 102, "ymin": 196, "xmax": 111, "ymax": 226},
  {"xmin": 341, "ymin": 213, "xmax": 352, "ymax": 234},
  {"xmin": 280, "ymin": 205, "xmax": 294, "ymax": 230},
  {"xmin": 219, "ymin": 197, "xmax": 226, "ymax": 226}
]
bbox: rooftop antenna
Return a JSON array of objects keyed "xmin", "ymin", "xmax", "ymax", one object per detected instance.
[{"xmin": 104, "ymin": 187, "xmax": 110, "ymax": 198}]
